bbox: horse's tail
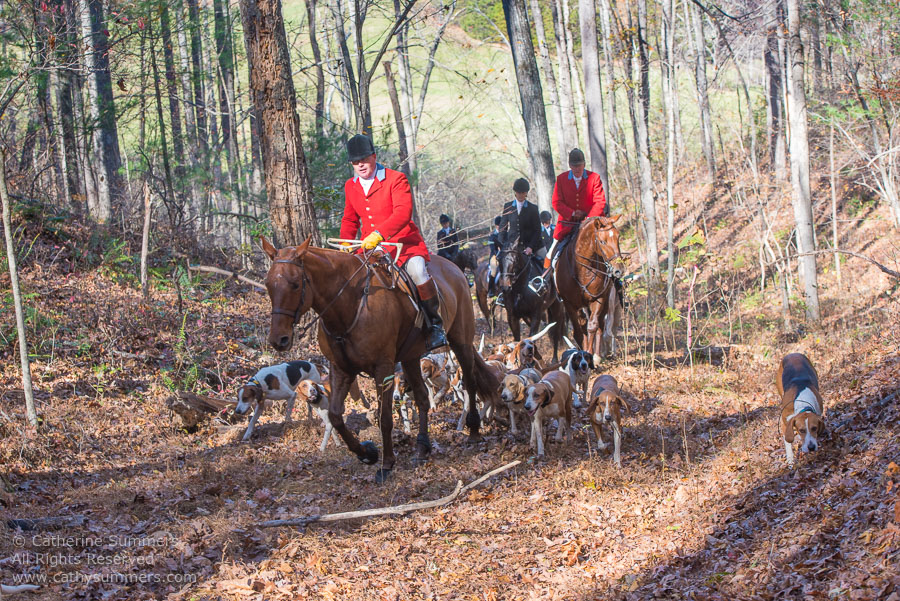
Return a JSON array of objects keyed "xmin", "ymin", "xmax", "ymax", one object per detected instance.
[{"xmin": 472, "ymin": 349, "xmax": 501, "ymax": 408}]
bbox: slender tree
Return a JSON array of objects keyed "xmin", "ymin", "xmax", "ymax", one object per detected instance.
[
  {"xmin": 238, "ymin": 0, "xmax": 321, "ymax": 246},
  {"xmin": 502, "ymin": 0, "xmax": 555, "ymax": 212},
  {"xmin": 528, "ymin": 0, "xmax": 566, "ymax": 168},
  {"xmin": 578, "ymin": 0, "xmax": 609, "ymax": 199},
  {"xmin": 785, "ymin": 0, "xmax": 819, "ymax": 320},
  {"xmin": 689, "ymin": 0, "xmax": 715, "ymax": 183},
  {"xmin": 550, "ymin": 0, "xmax": 578, "ymax": 152},
  {"xmin": 306, "ymin": 0, "xmax": 326, "ymax": 138}
]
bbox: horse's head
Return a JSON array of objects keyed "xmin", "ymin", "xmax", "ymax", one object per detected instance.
[
  {"xmin": 262, "ymin": 236, "xmax": 314, "ymax": 352},
  {"xmin": 499, "ymin": 244, "xmax": 521, "ymax": 290},
  {"xmin": 583, "ymin": 215, "xmax": 625, "ymax": 278}
]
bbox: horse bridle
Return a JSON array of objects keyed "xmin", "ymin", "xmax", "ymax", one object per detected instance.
[
  {"xmin": 573, "ymin": 223, "xmax": 623, "ymax": 300},
  {"xmin": 270, "ymin": 259, "xmax": 309, "ymax": 326}
]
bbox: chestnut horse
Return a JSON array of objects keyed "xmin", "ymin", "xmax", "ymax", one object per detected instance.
[
  {"xmin": 498, "ymin": 247, "xmax": 564, "ymax": 361},
  {"xmin": 554, "ymin": 216, "xmax": 625, "ymax": 361},
  {"xmin": 261, "ymin": 237, "xmax": 499, "ymax": 483}
]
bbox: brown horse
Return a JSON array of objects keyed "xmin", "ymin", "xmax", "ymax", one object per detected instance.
[
  {"xmin": 261, "ymin": 237, "xmax": 499, "ymax": 483},
  {"xmin": 474, "ymin": 261, "xmax": 502, "ymax": 334},
  {"xmin": 554, "ymin": 216, "xmax": 625, "ymax": 361}
]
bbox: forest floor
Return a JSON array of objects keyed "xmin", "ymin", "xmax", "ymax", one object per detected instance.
[{"xmin": 1, "ymin": 193, "xmax": 899, "ymax": 600}]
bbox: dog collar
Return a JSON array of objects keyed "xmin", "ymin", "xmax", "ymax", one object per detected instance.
[
  {"xmin": 248, "ymin": 377, "xmax": 262, "ymax": 389},
  {"xmin": 795, "ymin": 407, "xmax": 816, "ymax": 416}
]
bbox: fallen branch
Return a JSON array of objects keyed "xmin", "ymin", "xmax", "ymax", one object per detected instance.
[
  {"xmin": 775, "ymin": 249, "xmax": 900, "ymax": 280},
  {"xmin": 188, "ymin": 265, "xmax": 265, "ymax": 290},
  {"xmin": 6, "ymin": 515, "xmax": 88, "ymax": 531},
  {"xmin": 258, "ymin": 460, "xmax": 522, "ymax": 529},
  {"xmin": 1, "ymin": 583, "xmax": 40, "ymax": 594}
]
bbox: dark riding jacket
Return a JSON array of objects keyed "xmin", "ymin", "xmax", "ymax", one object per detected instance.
[
  {"xmin": 499, "ymin": 199, "xmax": 542, "ymax": 253},
  {"xmin": 436, "ymin": 226, "xmax": 460, "ymax": 259}
]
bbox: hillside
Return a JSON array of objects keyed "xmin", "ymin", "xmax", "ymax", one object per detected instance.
[{"xmin": 1, "ymin": 160, "xmax": 898, "ymax": 599}]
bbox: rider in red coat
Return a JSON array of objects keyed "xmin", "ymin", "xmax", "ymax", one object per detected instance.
[
  {"xmin": 544, "ymin": 148, "xmax": 607, "ymax": 269},
  {"xmin": 339, "ymin": 134, "xmax": 448, "ymax": 351}
]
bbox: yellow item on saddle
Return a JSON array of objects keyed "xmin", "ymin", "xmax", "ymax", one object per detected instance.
[
  {"xmin": 340, "ymin": 242, "xmax": 354, "ymax": 252},
  {"xmin": 361, "ymin": 231, "xmax": 384, "ymax": 250}
]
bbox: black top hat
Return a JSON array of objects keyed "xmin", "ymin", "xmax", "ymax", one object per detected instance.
[
  {"xmin": 347, "ymin": 134, "xmax": 376, "ymax": 162},
  {"xmin": 568, "ymin": 148, "xmax": 586, "ymax": 166},
  {"xmin": 439, "ymin": 213, "xmax": 451, "ymax": 224},
  {"xmin": 540, "ymin": 210, "xmax": 552, "ymax": 222},
  {"xmin": 513, "ymin": 178, "xmax": 530, "ymax": 193}
]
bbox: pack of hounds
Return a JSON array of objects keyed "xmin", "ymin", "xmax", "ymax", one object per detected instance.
[{"xmin": 233, "ymin": 326, "xmax": 827, "ymax": 470}]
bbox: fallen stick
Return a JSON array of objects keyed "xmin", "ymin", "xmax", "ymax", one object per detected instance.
[
  {"xmin": 188, "ymin": 265, "xmax": 265, "ymax": 290},
  {"xmin": 6, "ymin": 515, "xmax": 88, "ymax": 531},
  {"xmin": 1, "ymin": 583, "xmax": 40, "ymax": 594},
  {"xmin": 258, "ymin": 460, "xmax": 521, "ymax": 529}
]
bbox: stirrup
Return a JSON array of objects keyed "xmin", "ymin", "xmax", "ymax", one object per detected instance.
[{"xmin": 528, "ymin": 276, "xmax": 548, "ymax": 295}]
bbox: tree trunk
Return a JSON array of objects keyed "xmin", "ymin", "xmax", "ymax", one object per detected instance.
[
  {"xmin": 829, "ymin": 121, "xmax": 840, "ymax": 284},
  {"xmin": 395, "ymin": 0, "xmax": 416, "ymax": 176},
  {"xmin": 149, "ymin": 22, "xmax": 179, "ymax": 226},
  {"xmin": 689, "ymin": 0, "xmax": 715, "ymax": 183},
  {"xmin": 306, "ymin": 0, "xmax": 326, "ymax": 138},
  {"xmin": 579, "ymin": 0, "xmax": 609, "ymax": 201},
  {"xmin": 562, "ymin": 0, "xmax": 586, "ymax": 145},
  {"xmin": 765, "ymin": 19, "xmax": 786, "ymax": 178},
  {"xmin": 239, "ymin": 0, "xmax": 321, "ymax": 247},
  {"xmin": 160, "ymin": 1, "xmax": 186, "ymax": 192},
  {"xmin": 141, "ymin": 182, "xmax": 152, "ymax": 300},
  {"xmin": 810, "ymin": 8, "xmax": 823, "ymax": 95},
  {"xmin": 0, "ymin": 150, "xmax": 39, "ymax": 428},
  {"xmin": 331, "ymin": 0, "xmax": 360, "ymax": 132},
  {"xmin": 785, "ymin": 0, "xmax": 819, "ymax": 321},
  {"xmin": 174, "ymin": 0, "xmax": 203, "ymax": 223},
  {"xmin": 627, "ymin": 0, "xmax": 658, "ymax": 276},
  {"xmin": 213, "ymin": 0, "xmax": 236, "ymax": 167},
  {"xmin": 550, "ymin": 0, "xmax": 578, "ymax": 153},
  {"xmin": 529, "ymin": 0, "xmax": 566, "ymax": 168},
  {"xmin": 185, "ymin": 0, "xmax": 208, "ymax": 154},
  {"xmin": 502, "ymin": 0, "xmax": 556, "ymax": 213},
  {"xmin": 78, "ymin": 0, "xmax": 121, "ymax": 222},
  {"xmin": 598, "ymin": 0, "xmax": 622, "ymax": 172},
  {"xmin": 662, "ymin": 0, "xmax": 676, "ymax": 307},
  {"xmin": 383, "ymin": 61, "xmax": 409, "ymax": 173}
]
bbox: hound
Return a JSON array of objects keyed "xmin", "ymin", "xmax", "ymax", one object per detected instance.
[
  {"xmin": 523, "ymin": 371, "xmax": 575, "ymax": 457},
  {"xmin": 506, "ymin": 322, "xmax": 557, "ymax": 370},
  {"xmin": 456, "ymin": 359, "xmax": 507, "ymax": 431},
  {"xmin": 586, "ymin": 374, "xmax": 630, "ymax": 466},
  {"xmin": 560, "ymin": 338, "xmax": 595, "ymax": 408},
  {"xmin": 777, "ymin": 353, "xmax": 826, "ymax": 467},
  {"xmin": 420, "ymin": 352, "xmax": 455, "ymax": 409},
  {"xmin": 235, "ymin": 360, "xmax": 320, "ymax": 442},
  {"xmin": 391, "ymin": 363, "xmax": 416, "ymax": 434},
  {"xmin": 498, "ymin": 368, "xmax": 542, "ymax": 434},
  {"xmin": 295, "ymin": 380, "xmax": 337, "ymax": 452}
]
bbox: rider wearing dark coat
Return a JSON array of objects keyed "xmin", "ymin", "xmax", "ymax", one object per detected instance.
[
  {"xmin": 488, "ymin": 216, "xmax": 502, "ymax": 259},
  {"xmin": 436, "ymin": 214, "xmax": 460, "ymax": 261},
  {"xmin": 499, "ymin": 178, "xmax": 542, "ymax": 255}
]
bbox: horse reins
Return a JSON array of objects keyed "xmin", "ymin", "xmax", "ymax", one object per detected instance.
[{"xmin": 270, "ymin": 254, "xmax": 372, "ymax": 342}]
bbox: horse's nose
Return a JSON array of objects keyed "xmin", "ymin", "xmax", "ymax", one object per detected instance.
[
  {"xmin": 611, "ymin": 267, "xmax": 624, "ymax": 279},
  {"xmin": 278, "ymin": 335, "xmax": 290, "ymax": 348}
]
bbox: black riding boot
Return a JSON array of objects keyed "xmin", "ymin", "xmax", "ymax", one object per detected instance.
[{"xmin": 417, "ymin": 279, "xmax": 449, "ymax": 351}]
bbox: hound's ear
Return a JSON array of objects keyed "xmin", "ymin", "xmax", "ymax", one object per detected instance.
[
  {"xmin": 814, "ymin": 414, "xmax": 826, "ymax": 436},
  {"xmin": 617, "ymin": 395, "xmax": 631, "ymax": 413},
  {"xmin": 588, "ymin": 354, "xmax": 597, "ymax": 369},
  {"xmin": 783, "ymin": 416, "xmax": 797, "ymax": 444},
  {"xmin": 261, "ymin": 236, "xmax": 277, "ymax": 260}
]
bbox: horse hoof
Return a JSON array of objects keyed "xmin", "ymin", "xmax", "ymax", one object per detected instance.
[
  {"xmin": 416, "ymin": 434, "xmax": 432, "ymax": 460},
  {"xmin": 358, "ymin": 441, "xmax": 379, "ymax": 465},
  {"xmin": 375, "ymin": 468, "xmax": 393, "ymax": 484}
]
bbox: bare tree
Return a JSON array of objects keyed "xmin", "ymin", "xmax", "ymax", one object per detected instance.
[
  {"xmin": 662, "ymin": 0, "xmax": 676, "ymax": 306},
  {"xmin": 502, "ymin": 0, "xmax": 555, "ymax": 212},
  {"xmin": 550, "ymin": 0, "xmax": 578, "ymax": 152},
  {"xmin": 528, "ymin": 0, "xmax": 566, "ymax": 168},
  {"xmin": 306, "ymin": 0, "xmax": 327, "ymax": 138},
  {"xmin": 688, "ymin": 0, "xmax": 715, "ymax": 184},
  {"xmin": 785, "ymin": 0, "xmax": 820, "ymax": 320},
  {"xmin": 578, "ymin": 0, "xmax": 609, "ymax": 198},
  {"xmin": 239, "ymin": 0, "xmax": 321, "ymax": 246}
]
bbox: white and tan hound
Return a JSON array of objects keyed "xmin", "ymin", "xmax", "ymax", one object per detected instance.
[
  {"xmin": 498, "ymin": 367, "xmax": 542, "ymax": 434},
  {"xmin": 523, "ymin": 371, "xmax": 575, "ymax": 457},
  {"xmin": 777, "ymin": 353, "xmax": 826, "ymax": 467},
  {"xmin": 586, "ymin": 374, "xmax": 630, "ymax": 466}
]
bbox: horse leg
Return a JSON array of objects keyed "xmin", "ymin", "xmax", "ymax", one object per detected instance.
[
  {"xmin": 565, "ymin": 303, "xmax": 586, "ymax": 352},
  {"xmin": 402, "ymin": 358, "xmax": 432, "ymax": 465},
  {"xmin": 508, "ymin": 310, "xmax": 521, "ymax": 342},
  {"xmin": 374, "ymin": 363, "xmax": 398, "ymax": 483},
  {"xmin": 587, "ymin": 302, "xmax": 603, "ymax": 364},
  {"xmin": 452, "ymin": 343, "xmax": 482, "ymax": 441},
  {"xmin": 327, "ymin": 367, "xmax": 379, "ymax": 466}
]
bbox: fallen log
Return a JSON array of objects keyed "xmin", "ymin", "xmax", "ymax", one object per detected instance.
[
  {"xmin": 6, "ymin": 514, "xmax": 88, "ymax": 531},
  {"xmin": 258, "ymin": 460, "xmax": 522, "ymax": 529},
  {"xmin": 165, "ymin": 391, "xmax": 237, "ymax": 432}
]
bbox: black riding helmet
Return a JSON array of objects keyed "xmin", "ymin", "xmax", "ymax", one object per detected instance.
[
  {"xmin": 513, "ymin": 178, "xmax": 530, "ymax": 193},
  {"xmin": 439, "ymin": 213, "xmax": 451, "ymax": 225},
  {"xmin": 540, "ymin": 210, "xmax": 552, "ymax": 223},
  {"xmin": 494, "ymin": 216, "xmax": 502, "ymax": 227}
]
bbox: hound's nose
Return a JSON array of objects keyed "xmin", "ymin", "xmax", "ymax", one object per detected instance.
[
  {"xmin": 603, "ymin": 413, "xmax": 612, "ymax": 422},
  {"xmin": 808, "ymin": 441, "xmax": 817, "ymax": 452}
]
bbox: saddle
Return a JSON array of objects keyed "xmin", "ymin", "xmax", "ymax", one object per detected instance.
[{"xmin": 365, "ymin": 250, "xmax": 425, "ymax": 327}]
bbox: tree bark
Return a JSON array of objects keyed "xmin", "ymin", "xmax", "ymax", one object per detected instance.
[
  {"xmin": 561, "ymin": 0, "xmax": 586, "ymax": 144},
  {"xmin": 502, "ymin": 0, "xmax": 556, "ymax": 213},
  {"xmin": 829, "ymin": 121, "xmax": 840, "ymax": 284},
  {"xmin": 0, "ymin": 150, "xmax": 39, "ymax": 428},
  {"xmin": 383, "ymin": 60, "xmax": 409, "ymax": 173},
  {"xmin": 174, "ymin": 0, "xmax": 203, "ymax": 222},
  {"xmin": 213, "ymin": 0, "xmax": 236, "ymax": 165},
  {"xmin": 149, "ymin": 21, "xmax": 179, "ymax": 226},
  {"xmin": 550, "ymin": 0, "xmax": 578, "ymax": 153},
  {"xmin": 578, "ymin": 0, "xmax": 609, "ymax": 201},
  {"xmin": 765, "ymin": 16, "xmax": 785, "ymax": 178},
  {"xmin": 785, "ymin": 0, "xmax": 819, "ymax": 321},
  {"xmin": 185, "ymin": 0, "xmax": 207, "ymax": 154},
  {"xmin": 78, "ymin": 0, "xmax": 122, "ymax": 222},
  {"xmin": 529, "ymin": 0, "xmax": 566, "ymax": 168},
  {"xmin": 598, "ymin": 0, "xmax": 622, "ymax": 172},
  {"xmin": 394, "ymin": 0, "xmax": 416, "ymax": 175},
  {"xmin": 306, "ymin": 0, "xmax": 326, "ymax": 138},
  {"xmin": 689, "ymin": 0, "xmax": 715, "ymax": 184},
  {"xmin": 662, "ymin": 0, "xmax": 676, "ymax": 307},
  {"xmin": 141, "ymin": 182, "xmax": 152, "ymax": 300},
  {"xmin": 239, "ymin": 0, "xmax": 321, "ymax": 246}
]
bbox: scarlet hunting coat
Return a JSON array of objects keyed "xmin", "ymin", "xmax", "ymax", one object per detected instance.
[
  {"xmin": 551, "ymin": 170, "xmax": 607, "ymax": 240},
  {"xmin": 340, "ymin": 164, "xmax": 430, "ymax": 266}
]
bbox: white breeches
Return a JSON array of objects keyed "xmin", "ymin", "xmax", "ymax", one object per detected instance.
[
  {"xmin": 405, "ymin": 256, "xmax": 429, "ymax": 285},
  {"xmin": 489, "ymin": 255, "xmax": 499, "ymax": 278},
  {"xmin": 547, "ymin": 239, "xmax": 560, "ymax": 268}
]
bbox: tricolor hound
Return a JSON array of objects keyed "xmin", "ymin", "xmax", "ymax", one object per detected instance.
[
  {"xmin": 777, "ymin": 353, "xmax": 826, "ymax": 467},
  {"xmin": 235, "ymin": 360, "xmax": 320, "ymax": 441}
]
